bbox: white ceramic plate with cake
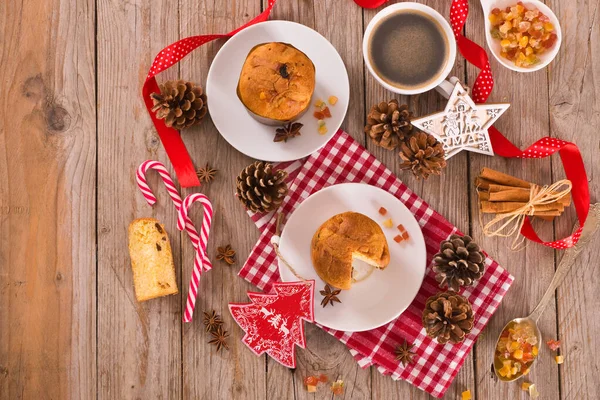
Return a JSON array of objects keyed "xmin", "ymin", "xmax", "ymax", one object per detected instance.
[
  {"xmin": 277, "ymin": 183, "xmax": 427, "ymax": 332},
  {"xmin": 206, "ymin": 20, "xmax": 350, "ymax": 162}
]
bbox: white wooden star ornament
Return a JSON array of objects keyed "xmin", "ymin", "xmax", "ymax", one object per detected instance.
[{"xmin": 412, "ymin": 82, "xmax": 509, "ymax": 160}]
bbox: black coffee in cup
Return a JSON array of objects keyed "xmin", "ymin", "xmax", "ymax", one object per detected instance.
[{"xmin": 367, "ymin": 10, "xmax": 450, "ymax": 91}]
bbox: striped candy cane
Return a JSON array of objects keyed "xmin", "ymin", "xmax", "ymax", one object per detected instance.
[
  {"xmin": 136, "ymin": 160, "xmax": 213, "ymax": 321},
  {"xmin": 177, "ymin": 193, "xmax": 214, "ymax": 322}
]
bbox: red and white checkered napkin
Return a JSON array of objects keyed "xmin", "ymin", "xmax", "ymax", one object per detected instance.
[{"xmin": 239, "ymin": 130, "xmax": 514, "ymax": 398}]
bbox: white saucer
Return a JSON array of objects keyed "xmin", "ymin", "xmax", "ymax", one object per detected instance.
[
  {"xmin": 206, "ymin": 20, "xmax": 350, "ymax": 162},
  {"xmin": 277, "ymin": 183, "xmax": 427, "ymax": 332}
]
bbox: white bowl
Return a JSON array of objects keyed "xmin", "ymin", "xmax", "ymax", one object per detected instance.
[{"xmin": 481, "ymin": 0, "xmax": 562, "ymax": 73}]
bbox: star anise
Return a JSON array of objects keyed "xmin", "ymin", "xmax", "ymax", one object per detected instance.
[
  {"xmin": 196, "ymin": 164, "xmax": 217, "ymax": 183},
  {"xmin": 394, "ymin": 340, "xmax": 416, "ymax": 367},
  {"xmin": 203, "ymin": 310, "xmax": 223, "ymax": 332},
  {"xmin": 274, "ymin": 122, "xmax": 303, "ymax": 143},
  {"xmin": 216, "ymin": 245, "xmax": 236, "ymax": 265},
  {"xmin": 320, "ymin": 284, "xmax": 342, "ymax": 307},
  {"xmin": 209, "ymin": 326, "xmax": 230, "ymax": 352}
]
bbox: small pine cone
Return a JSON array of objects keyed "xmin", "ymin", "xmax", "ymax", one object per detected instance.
[
  {"xmin": 399, "ymin": 130, "xmax": 447, "ymax": 179},
  {"xmin": 236, "ymin": 161, "xmax": 288, "ymax": 213},
  {"xmin": 150, "ymin": 80, "xmax": 208, "ymax": 130},
  {"xmin": 365, "ymin": 100, "xmax": 413, "ymax": 150},
  {"xmin": 422, "ymin": 292, "xmax": 474, "ymax": 344},
  {"xmin": 433, "ymin": 234, "xmax": 486, "ymax": 292}
]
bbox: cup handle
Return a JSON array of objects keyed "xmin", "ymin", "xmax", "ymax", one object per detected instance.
[{"xmin": 435, "ymin": 76, "xmax": 460, "ymax": 99}]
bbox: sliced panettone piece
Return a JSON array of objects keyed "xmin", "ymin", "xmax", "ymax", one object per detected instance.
[
  {"xmin": 311, "ymin": 212, "xmax": 390, "ymax": 290},
  {"xmin": 128, "ymin": 218, "xmax": 178, "ymax": 302}
]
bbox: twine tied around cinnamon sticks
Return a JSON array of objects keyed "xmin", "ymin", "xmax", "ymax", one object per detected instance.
[{"xmin": 476, "ymin": 168, "xmax": 572, "ymax": 250}]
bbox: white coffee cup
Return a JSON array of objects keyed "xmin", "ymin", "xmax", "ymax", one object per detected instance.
[{"xmin": 363, "ymin": 2, "xmax": 457, "ymax": 96}]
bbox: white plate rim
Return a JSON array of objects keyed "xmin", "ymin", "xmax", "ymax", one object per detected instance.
[
  {"xmin": 206, "ymin": 20, "xmax": 350, "ymax": 162},
  {"xmin": 277, "ymin": 182, "xmax": 427, "ymax": 332}
]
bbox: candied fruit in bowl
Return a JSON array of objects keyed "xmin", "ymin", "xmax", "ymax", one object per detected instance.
[{"xmin": 488, "ymin": 2, "xmax": 557, "ymax": 67}]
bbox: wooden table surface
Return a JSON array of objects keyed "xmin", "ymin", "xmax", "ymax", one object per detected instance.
[{"xmin": 1, "ymin": 0, "xmax": 599, "ymax": 399}]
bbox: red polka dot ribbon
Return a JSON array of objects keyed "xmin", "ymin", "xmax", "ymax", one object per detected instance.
[{"xmin": 141, "ymin": 0, "xmax": 277, "ymax": 187}]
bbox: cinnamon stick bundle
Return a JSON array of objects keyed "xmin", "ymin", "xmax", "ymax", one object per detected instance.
[{"xmin": 475, "ymin": 168, "xmax": 571, "ymax": 219}]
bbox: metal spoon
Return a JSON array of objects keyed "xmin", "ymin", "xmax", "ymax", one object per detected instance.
[
  {"xmin": 494, "ymin": 203, "xmax": 600, "ymax": 382},
  {"xmin": 480, "ymin": 0, "xmax": 562, "ymax": 73}
]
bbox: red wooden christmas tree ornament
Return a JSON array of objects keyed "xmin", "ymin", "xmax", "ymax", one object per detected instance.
[{"xmin": 229, "ymin": 280, "xmax": 315, "ymax": 368}]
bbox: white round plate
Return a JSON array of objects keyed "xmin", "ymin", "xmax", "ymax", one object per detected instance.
[
  {"xmin": 278, "ymin": 183, "xmax": 427, "ymax": 332},
  {"xmin": 206, "ymin": 20, "xmax": 350, "ymax": 162}
]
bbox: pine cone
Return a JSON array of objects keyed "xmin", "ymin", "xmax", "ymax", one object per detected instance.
[
  {"xmin": 365, "ymin": 100, "xmax": 413, "ymax": 150},
  {"xmin": 236, "ymin": 161, "xmax": 288, "ymax": 213},
  {"xmin": 399, "ymin": 131, "xmax": 447, "ymax": 179},
  {"xmin": 433, "ymin": 234, "xmax": 486, "ymax": 292},
  {"xmin": 422, "ymin": 292, "xmax": 474, "ymax": 344},
  {"xmin": 150, "ymin": 80, "xmax": 207, "ymax": 130}
]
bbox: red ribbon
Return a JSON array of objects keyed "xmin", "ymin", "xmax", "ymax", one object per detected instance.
[
  {"xmin": 142, "ymin": 0, "xmax": 277, "ymax": 187},
  {"xmin": 143, "ymin": 0, "xmax": 590, "ymax": 248}
]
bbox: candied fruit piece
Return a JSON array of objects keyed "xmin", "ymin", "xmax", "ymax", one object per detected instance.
[
  {"xmin": 318, "ymin": 374, "xmax": 328, "ymax": 383},
  {"xmin": 491, "ymin": 7, "xmax": 501, "ymax": 15},
  {"xmin": 331, "ymin": 380, "xmax": 344, "ymax": 396},
  {"xmin": 529, "ymin": 384, "xmax": 540, "ymax": 398},
  {"xmin": 322, "ymin": 107, "xmax": 332, "ymax": 118},
  {"xmin": 543, "ymin": 22, "xmax": 554, "ymax": 31},
  {"xmin": 555, "ymin": 355, "xmax": 564, "ymax": 364},
  {"xmin": 382, "ymin": 218, "xmax": 393, "ymax": 228},
  {"xmin": 304, "ymin": 376, "xmax": 318, "ymax": 386},
  {"xmin": 543, "ymin": 33, "xmax": 558, "ymax": 48},
  {"xmin": 402, "ymin": 231, "xmax": 410, "ymax": 240},
  {"xmin": 509, "ymin": 341, "xmax": 520, "ymax": 352},
  {"xmin": 393, "ymin": 235, "xmax": 403, "ymax": 243},
  {"xmin": 318, "ymin": 125, "xmax": 328, "ymax": 135},
  {"xmin": 462, "ymin": 390, "xmax": 472, "ymax": 400},
  {"xmin": 315, "ymin": 99, "xmax": 325, "ymax": 108},
  {"xmin": 532, "ymin": 346, "xmax": 539, "ymax": 356},
  {"xmin": 318, "ymin": 119, "xmax": 326, "ymax": 127},
  {"xmin": 518, "ymin": 21, "xmax": 531, "ymax": 32},
  {"xmin": 499, "ymin": 21, "xmax": 512, "ymax": 34},
  {"xmin": 522, "ymin": 382, "xmax": 532, "ymax": 391},
  {"xmin": 307, "ymin": 385, "xmax": 317, "ymax": 393},
  {"xmin": 525, "ymin": 46, "xmax": 534, "ymax": 56},
  {"xmin": 328, "ymin": 96, "xmax": 338, "ymax": 105},
  {"xmin": 513, "ymin": 349, "xmax": 524, "ymax": 360},
  {"xmin": 519, "ymin": 36, "xmax": 529, "ymax": 48},
  {"xmin": 525, "ymin": 9, "xmax": 539, "ymax": 21},
  {"xmin": 489, "ymin": 14, "xmax": 500, "ymax": 26},
  {"xmin": 314, "ymin": 111, "xmax": 325, "ymax": 119},
  {"xmin": 522, "ymin": 368, "xmax": 531, "ymax": 376},
  {"xmin": 378, "ymin": 207, "xmax": 387, "ymax": 216},
  {"xmin": 546, "ymin": 339, "xmax": 560, "ymax": 351},
  {"xmin": 501, "ymin": 39, "xmax": 511, "ymax": 48}
]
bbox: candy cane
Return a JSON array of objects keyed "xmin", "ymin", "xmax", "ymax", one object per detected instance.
[
  {"xmin": 136, "ymin": 160, "xmax": 213, "ymax": 322},
  {"xmin": 177, "ymin": 193, "xmax": 214, "ymax": 322},
  {"xmin": 136, "ymin": 160, "xmax": 212, "ymax": 271}
]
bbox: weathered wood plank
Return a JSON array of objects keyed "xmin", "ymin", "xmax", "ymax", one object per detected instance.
[
  {"xmin": 547, "ymin": 0, "xmax": 600, "ymax": 399},
  {"xmin": 97, "ymin": 0, "xmax": 183, "ymax": 398},
  {"xmin": 467, "ymin": 2, "xmax": 561, "ymax": 400},
  {"xmin": 0, "ymin": 0, "xmax": 96, "ymax": 398},
  {"xmin": 178, "ymin": 1, "xmax": 266, "ymax": 399},
  {"xmin": 261, "ymin": 1, "xmax": 370, "ymax": 399},
  {"xmin": 364, "ymin": 0, "xmax": 472, "ymax": 398}
]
